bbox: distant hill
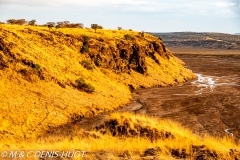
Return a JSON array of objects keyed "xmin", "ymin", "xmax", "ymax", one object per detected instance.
[
  {"xmin": 150, "ymin": 32, "xmax": 240, "ymax": 50},
  {"xmin": 235, "ymin": 33, "xmax": 240, "ymax": 35}
]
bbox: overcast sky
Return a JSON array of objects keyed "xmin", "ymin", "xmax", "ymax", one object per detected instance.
[{"xmin": 0, "ymin": 0, "xmax": 239, "ymax": 34}]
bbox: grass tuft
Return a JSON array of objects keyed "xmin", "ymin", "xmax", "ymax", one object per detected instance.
[
  {"xmin": 75, "ymin": 78, "xmax": 95, "ymax": 93},
  {"xmin": 80, "ymin": 60, "xmax": 94, "ymax": 70}
]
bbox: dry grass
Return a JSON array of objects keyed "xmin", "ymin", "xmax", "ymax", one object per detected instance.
[
  {"xmin": 0, "ymin": 24, "xmax": 201, "ymax": 159},
  {"xmin": 1, "ymin": 113, "xmax": 239, "ymax": 159}
]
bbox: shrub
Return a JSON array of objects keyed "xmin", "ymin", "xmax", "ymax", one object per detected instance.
[
  {"xmin": 124, "ymin": 34, "xmax": 134, "ymax": 40},
  {"xmin": 94, "ymin": 58, "xmax": 101, "ymax": 67},
  {"xmin": 80, "ymin": 60, "xmax": 94, "ymax": 70},
  {"xmin": 46, "ymin": 22, "xmax": 55, "ymax": 26},
  {"xmin": 75, "ymin": 78, "xmax": 95, "ymax": 93},
  {"xmin": 83, "ymin": 35, "xmax": 90, "ymax": 42},
  {"xmin": 6, "ymin": 19, "xmax": 27, "ymax": 25},
  {"xmin": 28, "ymin": 19, "xmax": 36, "ymax": 26},
  {"xmin": 7, "ymin": 19, "xmax": 16, "ymax": 24},
  {"xmin": 80, "ymin": 45, "xmax": 89, "ymax": 53},
  {"xmin": 97, "ymin": 25, "xmax": 103, "ymax": 29},
  {"xmin": 46, "ymin": 22, "xmax": 55, "ymax": 30},
  {"xmin": 80, "ymin": 36, "xmax": 90, "ymax": 53},
  {"xmin": 32, "ymin": 63, "xmax": 41, "ymax": 70},
  {"xmin": 129, "ymin": 29, "xmax": 133, "ymax": 31},
  {"xmin": 56, "ymin": 21, "xmax": 84, "ymax": 28},
  {"xmin": 101, "ymin": 46, "xmax": 106, "ymax": 53}
]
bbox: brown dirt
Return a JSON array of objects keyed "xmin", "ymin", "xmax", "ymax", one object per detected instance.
[
  {"xmin": 40, "ymin": 48, "xmax": 240, "ymax": 159},
  {"xmin": 169, "ymin": 47, "xmax": 240, "ymax": 55},
  {"xmin": 129, "ymin": 50, "xmax": 240, "ymax": 139}
]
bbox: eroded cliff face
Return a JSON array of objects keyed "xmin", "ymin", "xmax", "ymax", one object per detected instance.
[
  {"xmin": 80, "ymin": 34, "xmax": 170, "ymax": 74},
  {"xmin": 0, "ymin": 28, "xmax": 171, "ymax": 79},
  {"xmin": 0, "ymin": 24, "xmax": 196, "ymax": 140}
]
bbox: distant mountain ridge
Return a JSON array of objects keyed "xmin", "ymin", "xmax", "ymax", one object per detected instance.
[{"xmin": 150, "ymin": 32, "xmax": 240, "ymax": 50}]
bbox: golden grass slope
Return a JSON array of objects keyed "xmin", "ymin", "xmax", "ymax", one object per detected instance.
[
  {"xmin": 0, "ymin": 24, "xmax": 195, "ymax": 143},
  {"xmin": 3, "ymin": 112, "xmax": 240, "ymax": 160}
]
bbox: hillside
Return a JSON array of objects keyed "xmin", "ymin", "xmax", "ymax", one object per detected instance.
[
  {"xmin": 1, "ymin": 24, "xmax": 240, "ymax": 159},
  {"xmin": 0, "ymin": 24, "xmax": 195, "ymax": 140},
  {"xmin": 150, "ymin": 32, "xmax": 240, "ymax": 50}
]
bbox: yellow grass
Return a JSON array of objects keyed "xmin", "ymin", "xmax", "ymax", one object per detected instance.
[
  {"xmin": 0, "ymin": 24, "xmax": 217, "ymax": 159},
  {"xmin": 0, "ymin": 24, "xmax": 196, "ymax": 140},
  {"xmin": 0, "ymin": 113, "xmax": 239, "ymax": 159}
]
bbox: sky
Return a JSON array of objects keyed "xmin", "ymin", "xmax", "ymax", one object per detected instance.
[{"xmin": 0, "ymin": 0, "xmax": 239, "ymax": 34}]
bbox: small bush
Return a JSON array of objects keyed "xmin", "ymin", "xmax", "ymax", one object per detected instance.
[
  {"xmin": 101, "ymin": 46, "xmax": 106, "ymax": 53},
  {"xmin": 124, "ymin": 34, "xmax": 134, "ymax": 40},
  {"xmin": 80, "ymin": 60, "xmax": 94, "ymax": 70},
  {"xmin": 94, "ymin": 58, "xmax": 101, "ymax": 67},
  {"xmin": 75, "ymin": 78, "xmax": 95, "ymax": 93},
  {"xmin": 32, "ymin": 63, "xmax": 41, "ymax": 70},
  {"xmin": 99, "ymin": 38, "xmax": 104, "ymax": 42},
  {"xmin": 28, "ymin": 19, "xmax": 36, "ymax": 26},
  {"xmin": 83, "ymin": 35, "xmax": 90, "ymax": 42},
  {"xmin": 80, "ymin": 45, "xmax": 89, "ymax": 53},
  {"xmin": 7, "ymin": 19, "xmax": 27, "ymax": 25}
]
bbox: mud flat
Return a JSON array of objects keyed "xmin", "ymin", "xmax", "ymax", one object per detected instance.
[
  {"xmin": 169, "ymin": 47, "xmax": 240, "ymax": 55},
  {"xmin": 127, "ymin": 49, "xmax": 240, "ymax": 139}
]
